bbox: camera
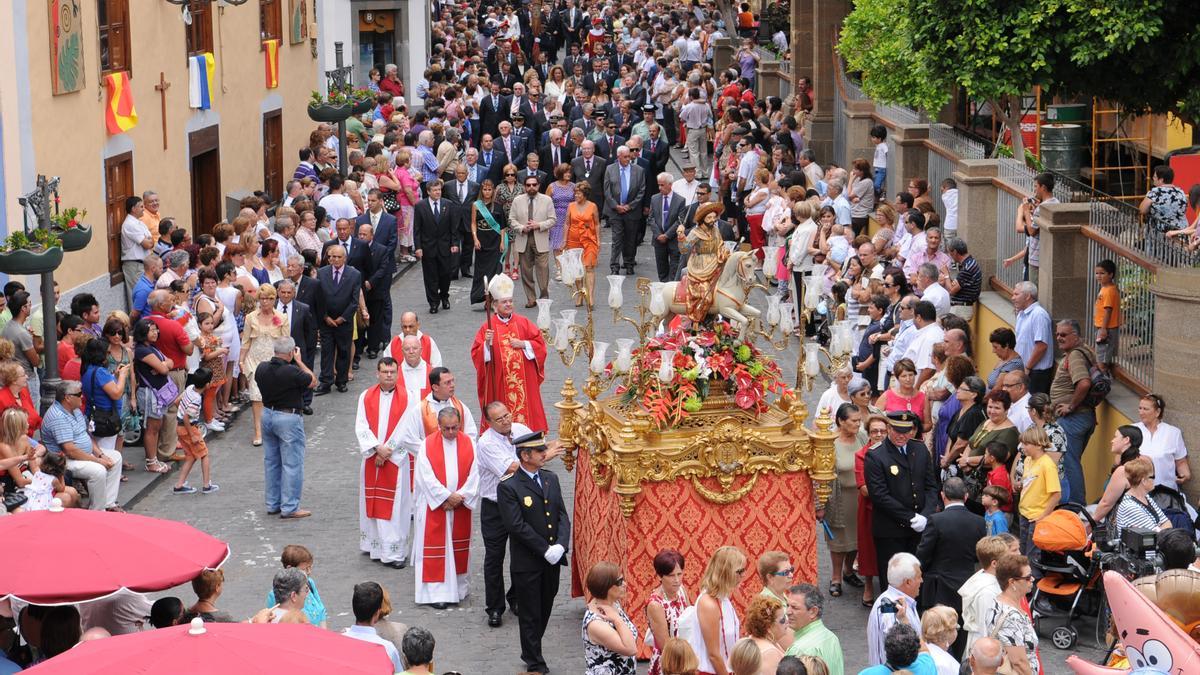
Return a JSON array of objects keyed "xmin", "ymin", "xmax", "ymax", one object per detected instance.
[
  {"xmin": 878, "ymin": 598, "xmax": 897, "ymax": 614},
  {"xmin": 1098, "ymin": 527, "xmax": 1161, "ymax": 580}
]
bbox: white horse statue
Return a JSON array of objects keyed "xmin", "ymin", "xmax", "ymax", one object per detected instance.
[{"xmin": 655, "ymin": 250, "xmax": 762, "ymax": 327}]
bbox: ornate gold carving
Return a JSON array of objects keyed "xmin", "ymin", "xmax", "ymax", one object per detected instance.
[
  {"xmin": 560, "ymin": 392, "xmax": 835, "ymax": 518},
  {"xmin": 554, "ymin": 379, "xmax": 582, "ymax": 472}
]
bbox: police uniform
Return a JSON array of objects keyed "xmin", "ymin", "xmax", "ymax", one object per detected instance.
[
  {"xmin": 863, "ymin": 411, "xmax": 940, "ymax": 578},
  {"xmin": 496, "ymin": 432, "xmax": 571, "ymax": 674}
]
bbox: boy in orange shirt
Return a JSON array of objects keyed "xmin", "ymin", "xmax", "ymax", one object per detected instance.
[{"xmin": 1093, "ymin": 259, "xmax": 1121, "ymax": 373}]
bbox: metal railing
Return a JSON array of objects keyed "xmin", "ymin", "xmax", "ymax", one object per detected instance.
[
  {"xmin": 875, "ymin": 101, "xmax": 925, "ymax": 126},
  {"xmin": 1082, "ymin": 207, "xmax": 1157, "ymax": 389},
  {"xmin": 929, "ymin": 123, "xmax": 986, "ymax": 161},
  {"xmin": 995, "ymin": 178, "xmax": 1027, "ymax": 292}
]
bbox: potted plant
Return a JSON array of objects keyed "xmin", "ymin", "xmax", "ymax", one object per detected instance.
[
  {"xmin": 0, "ymin": 228, "xmax": 63, "ymax": 275},
  {"xmin": 51, "ymin": 206, "xmax": 92, "ymax": 252},
  {"xmin": 307, "ymin": 86, "xmax": 374, "ymax": 122}
]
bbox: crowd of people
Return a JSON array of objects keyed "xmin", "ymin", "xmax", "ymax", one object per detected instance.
[{"xmin": 0, "ymin": 0, "xmax": 1195, "ymax": 672}]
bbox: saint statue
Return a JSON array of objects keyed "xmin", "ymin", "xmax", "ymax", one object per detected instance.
[{"xmin": 677, "ymin": 202, "xmax": 730, "ymax": 323}]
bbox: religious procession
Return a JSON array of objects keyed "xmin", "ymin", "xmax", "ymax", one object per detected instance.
[{"xmin": 1, "ymin": 0, "xmax": 1200, "ymax": 674}]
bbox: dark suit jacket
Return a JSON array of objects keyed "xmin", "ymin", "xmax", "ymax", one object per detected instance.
[
  {"xmin": 444, "ymin": 179, "xmax": 481, "ymax": 234},
  {"xmin": 602, "ymin": 161, "xmax": 645, "ymax": 218},
  {"xmin": 321, "ymin": 237, "xmax": 370, "ymax": 278},
  {"xmin": 479, "ymin": 94, "xmax": 511, "ymax": 137},
  {"xmin": 496, "ymin": 469, "xmax": 571, "ymax": 573},
  {"xmin": 570, "ymin": 155, "xmax": 606, "ymax": 210},
  {"xmin": 516, "ymin": 168, "xmax": 550, "ymax": 192},
  {"xmin": 595, "ymin": 135, "xmax": 625, "ymax": 162},
  {"xmin": 539, "ymin": 144, "xmax": 574, "ymax": 172},
  {"xmin": 355, "ymin": 211, "xmax": 397, "ymax": 259},
  {"xmin": 479, "ymin": 148, "xmax": 509, "ymax": 184},
  {"xmin": 412, "ymin": 198, "xmax": 459, "ymax": 259},
  {"xmin": 315, "ymin": 264, "xmax": 362, "ymax": 322},
  {"xmin": 645, "ymin": 138, "xmax": 671, "ymax": 175},
  {"xmin": 916, "ymin": 503, "xmax": 986, "ymax": 610},
  {"xmin": 649, "ymin": 193, "xmax": 686, "ymax": 247},
  {"xmin": 864, "ymin": 438, "xmax": 941, "ymax": 537},
  {"xmin": 279, "ymin": 299, "xmax": 317, "ymax": 365},
  {"xmin": 363, "ymin": 240, "xmax": 392, "ymax": 296}
]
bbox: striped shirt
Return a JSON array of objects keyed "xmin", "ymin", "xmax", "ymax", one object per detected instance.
[
  {"xmin": 951, "ymin": 255, "xmax": 982, "ymax": 305},
  {"xmin": 1114, "ymin": 493, "xmax": 1168, "ymax": 537}
]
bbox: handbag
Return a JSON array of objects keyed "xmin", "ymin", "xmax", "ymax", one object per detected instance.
[
  {"xmin": 380, "ymin": 188, "xmax": 402, "ymax": 213},
  {"xmin": 85, "ymin": 368, "xmax": 122, "ymax": 438},
  {"xmin": 986, "ymin": 603, "xmax": 1023, "ymax": 675},
  {"xmin": 136, "ymin": 348, "xmax": 181, "ymax": 411}
]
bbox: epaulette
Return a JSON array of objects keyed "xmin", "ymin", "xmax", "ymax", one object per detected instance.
[{"xmin": 500, "ymin": 473, "xmax": 514, "ymax": 481}]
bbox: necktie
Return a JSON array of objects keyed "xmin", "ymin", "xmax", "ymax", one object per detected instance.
[
  {"xmin": 433, "ymin": 202, "xmax": 440, "ymax": 219},
  {"xmin": 620, "ymin": 167, "xmax": 629, "ymax": 203},
  {"xmin": 493, "ymin": 96, "xmax": 498, "ymax": 109},
  {"xmin": 460, "ymin": 184, "xmax": 467, "ymax": 202},
  {"xmin": 281, "ymin": 303, "xmax": 288, "ymax": 315},
  {"xmin": 662, "ymin": 200, "xmax": 670, "ymax": 232},
  {"xmin": 485, "ymin": 151, "xmax": 492, "ymax": 165},
  {"xmin": 651, "ymin": 139, "xmax": 656, "ymax": 153},
  {"xmin": 532, "ymin": 472, "xmax": 542, "ymax": 489},
  {"xmin": 553, "ymin": 148, "xmax": 559, "ymax": 165},
  {"xmin": 333, "ymin": 268, "xmax": 341, "ymax": 286},
  {"xmin": 585, "ymin": 159, "xmax": 592, "ymax": 174}
]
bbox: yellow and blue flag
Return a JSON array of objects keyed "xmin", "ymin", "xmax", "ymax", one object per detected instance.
[{"xmin": 188, "ymin": 52, "xmax": 216, "ymax": 109}]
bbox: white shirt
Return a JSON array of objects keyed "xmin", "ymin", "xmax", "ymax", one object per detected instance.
[
  {"xmin": 475, "ymin": 422, "xmax": 532, "ymax": 501},
  {"xmin": 354, "ymin": 387, "xmax": 405, "ymax": 456},
  {"xmin": 942, "ymin": 188, "xmax": 959, "ymax": 233},
  {"xmin": 1007, "ymin": 392, "xmax": 1033, "ymax": 432},
  {"xmin": 919, "ymin": 281, "xmax": 951, "ymax": 317},
  {"xmin": 342, "ymin": 625, "xmax": 403, "ymax": 672},
  {"xmin": 1136, "ymin": 421, "xmax": 1189, "ymax": 491},
  {"xmin": 866, "ymin": 587, "xmax": 920, "ymax": 666},
  {"xmin": 120, "ymin": 214, "xmax": 152, "ymax": 262},
  {"xmin": 671, "ymin": 178, "xmax": 700, "ymax": 205},
  {"xmin": 276, "ymin": 301, "xmax": 294, "ymax": 330},
  {"xmin": 269, "ymin": 232, "xmax": 300, "ymax": 267},
  {"xmin": 319, "ymin": 193, "xmax": 358, "ymax": 222},
  {"xmin": 905, "ymin": 321, "xmax": 946, "ymax": 372},
  {"xmin": 400, "ymin": 359, "xmax": 429, "ymax": 400},
  {"xmin": 872, "ymin": 141, "xmax": 888, "ymax": 169},
  {"xmin": 928, "ymin": 643, "xmax": 959, "ymax": 675}
]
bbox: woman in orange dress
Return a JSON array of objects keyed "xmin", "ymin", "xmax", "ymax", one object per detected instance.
[
  {"xmin": 565, "ymin": 181, "xmax": 600, "ymax": 306},
  {"xmin": 855, "ymin": 414, "xmax": 888, "ymax": 606}
]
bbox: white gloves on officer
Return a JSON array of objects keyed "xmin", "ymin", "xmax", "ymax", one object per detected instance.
[
  {"xmin": 544, "ymin": 544, "xmax": 565, "ymax": 564},
  {"xmin": 909, "ymin": 514, "xmax": 927, "ymax": 533}
]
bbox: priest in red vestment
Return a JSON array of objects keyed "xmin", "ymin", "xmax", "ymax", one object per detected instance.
[
  {"xmin": 471, "ymin": 275, "xmax": 548, "ymax": 432},
  {"xmin": 355, "ymin": 358, "xmax": 413, "ymax": 568}
]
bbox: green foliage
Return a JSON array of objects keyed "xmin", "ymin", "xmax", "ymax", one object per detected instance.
[
  {"xmin": 994, "ymin": 144, "xmax": 1045, "ymax": 171},
  {"xmin": 838, "ymin": 0, "xmax": 949, "ymax": 114},
  {"xmin": 1, "ymin": 228, "xmax": 62, "ymax": 254}
]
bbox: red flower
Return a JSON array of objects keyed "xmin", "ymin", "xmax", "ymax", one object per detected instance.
[
  {"xmin": 693, "ymin": 331, "xmax": 716, "ymax": 348},
  {"xmin": 272, "ymin": 315, "xmax": 282, "ymax": 326},
  {"xmin": 66, "ymin": 220, "xmax": 77, "ymax": 229}
]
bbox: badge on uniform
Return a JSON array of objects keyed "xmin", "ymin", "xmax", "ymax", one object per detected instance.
[
  {"xmin": 523, "ymin": 496, "xmax": 533, "ymax": 507},
  {"xmin": 890, "ymin": 465, "xmax": 899, "ymax": 476}
]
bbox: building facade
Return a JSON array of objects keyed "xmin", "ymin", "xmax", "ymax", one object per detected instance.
[
  {"xmin": 0, "ymin": 0, "xmax": 320, "ymax": 311},
  {"xmin": 315, "ymin": 0, "xmax": 429, "ymax": 108}
]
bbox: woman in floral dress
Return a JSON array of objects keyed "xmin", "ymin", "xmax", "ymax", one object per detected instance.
[
  {"xmin": 646, "ymin": 550, "xmax": 691, "ymax": 675},
  {"xmin": 239, "ymin": 284, "xmax": 288, "ymax": 446},
  {"xmin": 546, "ymin": 163, "xmax": 575, "ymax": 281},
  {"xmin": 583, "ymin": 561, "xmax": 639, "ymax": 675},
  {"xmin": 494, "ymin": 163, "xmax": 523, "ymax": 279}
]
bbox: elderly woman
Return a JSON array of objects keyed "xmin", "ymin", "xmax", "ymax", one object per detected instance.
[
  {"xmin": 943, "ymin": 376, "xmax": 987, "ymax": 472},
  {"xmin": 816, "ymin": 365, "xmax": 853, "ymax": 418},
  {"xmin": 824, "ymin": 403, "xmax": 866, "ymax": 597},
  {"xmin": 1139, "ymin": 164, "xmax": 1189, "ymax": 233},
  {"xmin": 683, "ymin": 546, "xmax": 745, "ymax": 675},
  {"xmin": 239, "ymin": 284, "xmax": 288, "ymax": 446},
  {"xmin": 921, "ymin": 605, "xmax": 960, "ymax": 675},
  {"xmin": 293, "ymin": 209, "xmax": 323, "ymax": 258},
  {"xmin": 856, "ymin": 414, "xmax": 889, "ymax": 605},
  {"xmin": 647, "ymin": 549, "xmax": 691, "ymax": 675},
  {"xmin": 848, "ymin": 377, "xmax": 882, "ymax": 417},
  {"xmin": 742, "ymin": 596, "xmax": 789, "ymax": 674},
  {"xmin": 958, "ymin": 390, "xmax": 1018, "ymax": 496},
  {"xmin": 0, "ymin": 361, "xmax": 41, "ymax": 433},
  {"xmin": 989, "ymin": 554, "xmax": 1039, "ymax": 675},
  {"xmin": 583, "ymin": 561, "xmax": 639, "ymax": 675},
  {"xmin": 756, "ymin": 551, "xmax": 794, "ymax": 608},
  {"xmin": 1113, "ymin": 457, "xmax": 1171, "ymax": 536},
  {"xmin": 986, "ymin": 328, "xmax": 1024, "ymax": 390},
  {"xmin": 252, "ymin": 568, "xmax": 310, "ymax": 624}
]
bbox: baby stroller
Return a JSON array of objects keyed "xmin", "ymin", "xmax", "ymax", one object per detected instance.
[
  {"xmin": 1149, "ymin": 484, "xmax": 1197, "ymax": 533},
  {"xmin": 1031, "ymin": 502, "xmax": 1105, "ymax": 649}
]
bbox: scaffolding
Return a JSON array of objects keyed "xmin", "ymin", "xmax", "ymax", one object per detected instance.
[{"xmin": 1090, "ymin": 99, "xmax": 1153, "ymax": 202}]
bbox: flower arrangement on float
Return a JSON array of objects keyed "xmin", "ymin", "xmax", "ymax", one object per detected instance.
[{"xmin": 610, "ymin": 319, "xmax": 791, "ymax": 430}]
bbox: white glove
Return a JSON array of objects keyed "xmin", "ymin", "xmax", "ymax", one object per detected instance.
[
  {"xmin": 909, "ymin": 514, "xmax": 927, "ymax": 533},
  {"xmin": 544, "ymin": 544, "xmax": 565, "ymax": 564}
]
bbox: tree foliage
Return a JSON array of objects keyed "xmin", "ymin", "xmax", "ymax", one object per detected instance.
[{"xmin": 838, "ymin": 0, "xmax": 1200, "ymax": 155}]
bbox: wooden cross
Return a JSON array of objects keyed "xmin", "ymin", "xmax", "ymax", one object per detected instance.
[{"xmin": 155, "ymin": 72, "xmax": 171, "ymax": 150}]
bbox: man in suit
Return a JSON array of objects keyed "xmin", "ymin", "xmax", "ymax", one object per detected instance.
[
  {"xmin": 412, "ymin": 180, "xmax": 459, "ymax": 315},
  {"xmin": 602, "ymin": 146, "xmax": 645, "ymax": 275},
  {"xmin": 479, "ymin": 135, "xmax": 509, "ymax": 185},
  {"xmin": 539, "ymin": 129, "xmax": 572, "ymax": 172},
  {"xmin": 357, "ymin": 190, "xmax": 397, "ymax": 263},
  {"xmin": 494, "ymin": 62, "xmax": 519, "ymax": 91},
  {"xmin": 314, "ymin": 245, "xmax": 362, "ymax": 395},
  {"xmin": 559, "ymin": 1, "xmax": 585, "ymax": 51},
  {"xmin": 496, "ymin": 122, "xmax": 523, "ymax": 172},
  {"xmin": 649, "ymin": 172, "xmax": 685, "ymax": 282},
  {"xmin": 516, "ymin": 154, "xmax": 550, "ymax": 193},
  {"xmin": 321, "ymin": 218, "xmax": 370, "ymax": 277},
  {"xmin": 571, "ymin": 103, "xmax": 599, "ymax": 140},
  {"xmin": 479, "ymin": 81, "xmax": 510, "ymax": 139},
  {"xmin": 594, "ymin": 120, "xmax": 625, "ymax": 163},
  {"xmin": 508, "ymin": 175, "xmax": 557, "ymax": 307},
  {"xmin": 626, "ymin": 135, "xmax": 654, "ymax": 244},
  {"xmin": 462, "ymin": 147, "xmax": 489, "ymax": 186},
  {"xmin": 645, "ymin": 124, "xmax": 671, "ymax": 176},
  {"xmin": 358, "ymin": 222, "xmax": 394, "ymax": 361},
  {"xmin": 570, "ymin": 140, "xmax": 606, "ymax": 216},
  {"xmin": 275, "ymin": 278, "xmax": 317, "ymax": 414},
  {"xmin": 281, "ymin": 256, "xmax": 321, "ymax": 315},
  {"xmin": 864, "ymin": 411, "xmax": 941, "ymax": 582},
  {"xmin": 496, "ymin": 431, "xmax": 571, "ymax": 675},
  {"xmin": 915, "ymin": 477, "xmax": 985, "ymax": 614},
  {"xmin": 444, "ymin": 164, "xmax": 480, "ymax": 279},
  {"xmin": 510, "ymin": 114, "xmax": 535, "ymax": 167}
]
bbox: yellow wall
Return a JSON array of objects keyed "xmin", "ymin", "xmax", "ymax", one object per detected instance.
[
  {"xmin": 24, "ymin": 2, "xmax": 318, "ymax": 292},
  {"xmin": 972, "ymin": 302, "xmax": 1132, "ymax": 503}
]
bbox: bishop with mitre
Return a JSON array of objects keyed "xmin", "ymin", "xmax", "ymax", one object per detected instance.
[{"xmin": 471, "ymin": 275, "xmax": 548, "ymax": 432}]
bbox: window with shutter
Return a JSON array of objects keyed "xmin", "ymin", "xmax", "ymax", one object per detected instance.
[{"xmin": 97, "ymin": 0, "xmax": 132, "ymax": 74}]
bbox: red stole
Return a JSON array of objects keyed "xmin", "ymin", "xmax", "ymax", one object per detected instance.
[
  {"xmin": 421, "ymin": 432, "xmax": 474, "ymax": 583},
  {"xmin": 416, "ymin": 397, "xmax": 464, "ymax": 490},
  {"xmin": 362, "ymin": 386, "xmax": 408, "ymax": 519},
  {"xmin": 387, "ymin": 333, "xmax": 436, "ymax": 365},
  {"xmin": 420, "ymin": 333, "xmax": 434, "ymax": 364}
]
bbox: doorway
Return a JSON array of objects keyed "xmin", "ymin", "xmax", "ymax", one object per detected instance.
[
  {"xmin": 357, "ymin": 10, "xmax": 396, "ymax": 86},
  {"xmin": 189, "ymin": 126, "xmax": 221, "ymax": 236},
  {"xmin": 263, "ymin": 110, "xmax": 283, "ymax": 203}
]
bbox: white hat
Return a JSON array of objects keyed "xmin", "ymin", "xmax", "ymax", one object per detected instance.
[{"xmin": 487, "ymin": 274, "xmax": 514, "ymax": 300}]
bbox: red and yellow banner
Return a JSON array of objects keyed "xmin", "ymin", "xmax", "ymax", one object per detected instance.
[
  {"xmin": 103, "ymin": 71, "xmax": 137, "ymax": 135},
  {"xmin": 263, "ymin": 39, "xmax": 280, "ymax": 89}
]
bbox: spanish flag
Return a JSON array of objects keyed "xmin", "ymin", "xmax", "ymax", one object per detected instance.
[
  {"xmin": 103, "ymin": 71, "xmax": 137, "ymax": 135},
  {"xmin": 188, "ymin": 52, "xmax": 216, "ymax": 109},
  {"xmin": 263, "ymin": 39, "xmax": 280, "ymax": 89}
]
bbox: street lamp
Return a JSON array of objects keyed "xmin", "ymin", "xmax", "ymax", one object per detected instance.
[{"xmin": 17, "ymin": 175, "xmax": 63, "ymax": 413}]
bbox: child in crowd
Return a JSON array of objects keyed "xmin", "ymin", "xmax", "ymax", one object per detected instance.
[
  {"xmin": 1093, "ymin": 259, "xmax": 1121, "ymax": 374},
  {"xmin": 21, "ymin": 451, "xmax": 70, "ymax": 511},
  {"xmin": 870, "ymin": 124, "xmax": 888, "ymax": 198},
  {"xmin": 266, "ymin": 544, "xmax": 328, "ymax": 628},
  {"xmin": 1019, "ymin": 426, "xmax": 1062, "ymax": 565},
  {"xmin": 195, "ymin": 313, "xmax": 229, "ymax": 432},
  {"xmin": 981, "ymin": 486, "xmax": 1010, "ymax": 536},
  {"xmin": 171, "ymin": 367, "xmax": 219, "ymax": 495},
  {"xmin": 940, "ymin": 178, "xmax": 959, "ymax": 238},
  {"xmin": 983, "ymin": 441, "xmax": 1013, "ymax": 513}
]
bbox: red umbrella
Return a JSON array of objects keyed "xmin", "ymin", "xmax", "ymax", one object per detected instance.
[
  {"xmin": 0, "ymin": 506, "xmax": 229, "ymax": 605},
  {"xmin": 27, "ymin": 618, "xmax": 395, "ymax": 674}
]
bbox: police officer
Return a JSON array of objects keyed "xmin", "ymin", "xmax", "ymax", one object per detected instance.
[
  {"xmin": 862, "ymin": 410, "xmax": 940, "ymax": 579},
  {"xmin": 496, "ymin": 431, "xmax": 571, "ymax": 674}
]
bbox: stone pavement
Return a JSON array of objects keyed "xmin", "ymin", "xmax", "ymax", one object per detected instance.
[{"xmin": 128, "ymin": 156, "xmax": 1102, "ymax": 674}]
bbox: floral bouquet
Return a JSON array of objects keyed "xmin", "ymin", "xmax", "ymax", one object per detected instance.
[
  {"xmin": 51, "ymin": 206, "xmax": 86, "ymax": 229},
  {"xmin": 612, "ymin": 319, "xmax": 791, "ymax": 430}
]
